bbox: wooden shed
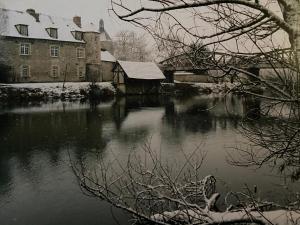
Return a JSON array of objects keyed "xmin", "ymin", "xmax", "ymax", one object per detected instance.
[{"xmin": 113, "ymin": 61, "xmax": 165, "ymax": 95}]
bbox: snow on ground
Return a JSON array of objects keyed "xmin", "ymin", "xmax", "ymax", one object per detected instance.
[
  {"xmin": 192, "ymin": 82, "xmax": 240, "ymax": 93},
  {"xmin": 0, "ymin": 82, "xmax": 115, "ymax": 94},
  {"xmin": 172, "ymin": 81, "xmax": 240, "ymax": 94},
  {"xmin": 0, "ymin": 82, "xmax": 116, "ymax": 101}
]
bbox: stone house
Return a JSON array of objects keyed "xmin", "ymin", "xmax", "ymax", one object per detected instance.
[
  {"xmin": 0, "ymin": 8, "xmax": 114, "ymax": 83},
  {"xmin": 113, "ymin": 61, "xmax": 165, "ymax": 95}
]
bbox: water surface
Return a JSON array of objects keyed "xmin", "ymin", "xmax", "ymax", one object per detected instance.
[{"xmin": 0, "ymin": 95, "xmax": 298, "ymax": 225}]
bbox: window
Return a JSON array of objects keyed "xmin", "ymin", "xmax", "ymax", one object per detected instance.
[
  {"xmin": 77, "ymin": 66, "xmax": 85, "ymax": 78},
  {"xmin": 50, "ymin": 45, "xmax": 59, "ymax": 57},
  {"xmin": 51, "ymin": 65, "xmax": 60, "ymax": 78},
  {"xmin": 20, "ymin": 65, "xmax": 30, "ymax": 77},
  {"xmin": 75, "ymin": 31, "xmax": 83, "ymax": 41},
  {"xmin": 20, "ymin": 43, "xmax": 30, "ymax": 55},
  {"xmin": 15, "ymin": 24, "xmax": 28, "ymax": 36},
  {"xmin": 76, "ymin": 48, "xmax": 85, "ymax": 58},
  {"xmin": 72, "ymin": 31, "xmax": 83, "ymax": 41},
  {"xmin": 46, "ymin": 28, "xmax": 58, "ymax": 39}
]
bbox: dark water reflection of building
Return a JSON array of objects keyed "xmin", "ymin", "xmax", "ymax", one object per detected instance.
[
  {"xmin": 0, "ymin": 95, "xmax": 254, "ymax": 182},
  {"xmin": 1, "ymin": 95, "xmax": 298, "ymax": 225},
  {"xmin": 0, "ymin": 95, "xmax": 249, "ymax": 189}
]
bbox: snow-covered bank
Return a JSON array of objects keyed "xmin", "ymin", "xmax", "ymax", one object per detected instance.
[
  {"xmin": 0, "ymin": 82, "xmax": 116, "ymax": 102},
  {"xmin": 192, "ymin": 82, "xmax": 240, "ymax": 94},
  {"xmin": 0, "ymin": 81, "xmax": 252, "ymax": 102},
  {"xmin": 161, "ymin": 82, "xmax": 240, "ymax": 96}
]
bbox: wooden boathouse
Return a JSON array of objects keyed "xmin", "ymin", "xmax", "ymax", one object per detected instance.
[{"xmin": 113, "ymin": 61, "xmax": 165, "ymax": 95}]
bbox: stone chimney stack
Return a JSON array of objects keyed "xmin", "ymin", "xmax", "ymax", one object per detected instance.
[
  {"xmin": 73, "ymin": 16, "xmax": 82, "ymax": 28},
  {"xmin": 99, "ymin": 19, "xmax": 104, "ymax": 32},
  {"xmin": 26, "ymin": 9, "xmax": 40, "ymax": 22}
]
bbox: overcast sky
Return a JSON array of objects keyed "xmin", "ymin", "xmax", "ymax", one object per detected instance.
[
  {"xmin": 0, "ymin": 0, "xmax": 289, "ymax": 52},
  {"xmin": 0, "ymin": 0, "xmax": 139, "ymax": 37}
]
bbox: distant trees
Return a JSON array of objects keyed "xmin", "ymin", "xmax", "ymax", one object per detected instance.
[
  {"xmin": 109, "ymin": 0, "xmax": 299, "ymax": 89},
  {"xmin": 114, "ymin": 30, "xmax": 153, "ymax": 62},
  {"xmin": 156, "ymin": 36, "xmax": 211, "ymax": 65}
]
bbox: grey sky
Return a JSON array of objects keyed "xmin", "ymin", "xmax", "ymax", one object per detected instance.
[
  {"xmin": 0, "ymin": 0, "xmax": 289, "ymax": 51},
  {"xmin": 0, "ymin": 0, "xmax": 139, "ymax": 37}
]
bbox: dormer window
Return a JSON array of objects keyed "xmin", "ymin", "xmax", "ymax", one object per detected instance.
[
  {"xmin": 72, "ymin": 31, "xmax": 83, "ymax": 41},
  {"xmin": 46, "ymin": 28, "xmax": 58, "ymax": 39},
  {"xmin": 15, "ymin": 24, "xmax": 28, "ymax": 36}
]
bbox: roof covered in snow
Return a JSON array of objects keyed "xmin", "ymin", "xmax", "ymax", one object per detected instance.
[
  {"xmin": 100, "ymin": 31, "xmax": 112, "ymax": 41},
  {"xmin": 0, "ymin": 8, "xmax": 84, "ymax": 43},
  {"xmin": 117, "ymin": 61, "xmax": 165, "ymax": 80},
  {"xmin": 101, "ymin": 50, "xmax": 116, "ymax": 62},
  {"xmin": 0, "ymin": 8, "xmax": 112, "ymax": 43}
]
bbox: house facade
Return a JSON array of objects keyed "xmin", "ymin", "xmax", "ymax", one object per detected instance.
[{"xmin": 0, "ymin": 8, "xmax": 114, "ymax": 83}]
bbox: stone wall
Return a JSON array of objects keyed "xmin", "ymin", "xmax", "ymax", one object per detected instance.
[
  {"xmin": 84, "ymin": 32, "xmax": 101, "ymax": 64},
  {"xmin": 174, "ymin": 73, "xmax": 212, "ymax": 83},
  {"xmin": 2, "ymin": 37, "xmax": 86, "ymax": 82},
  {"xmin": 101, "ymin": 61, "xmax": 114, "ymax": 81},
  {"xmin": 101, "ymin": 40, "xmax": 114, "ymax": 54},
  {"xmin": 83, "ymin": 32, "xmax": 101, "ymax": 81}
]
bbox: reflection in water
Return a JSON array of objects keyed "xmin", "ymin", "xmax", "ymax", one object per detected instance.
[{"xmin": 0, "ymin": 95, "xmax": 299, "ymax": 225}]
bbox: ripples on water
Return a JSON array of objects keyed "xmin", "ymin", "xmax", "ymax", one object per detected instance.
[{"xmin": 0, "ymin": 95, "xmax": 298, "ymax": 225}]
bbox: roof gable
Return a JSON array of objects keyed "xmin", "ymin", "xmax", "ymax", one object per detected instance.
[
  {"xmin": 100, "ymin": 31, "xmax": 112, "ymax": 41},
  {"xmin": 118, "ymin": 61, "xmax": 165, "ymax": 80},
  {"xmin": 101, "ymin": 50, "xmax": 116, "ymax": 62}
]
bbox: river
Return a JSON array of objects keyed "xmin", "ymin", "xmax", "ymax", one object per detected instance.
[{"xmin": 0, "ymin": 95, "xmax": 299, "ymax": 225}]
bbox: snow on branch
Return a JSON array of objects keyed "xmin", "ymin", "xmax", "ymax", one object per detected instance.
[{"xmin": 71, "ymin": 143, "xmax": 300, "ymax": 225}]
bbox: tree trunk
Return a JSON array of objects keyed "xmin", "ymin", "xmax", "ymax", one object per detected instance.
[
  {"xmin": 281, "ymin": 0, "xmax": 300, "ymax": 96},
  {"xmin": 281, "ymin": 0, "xmax": 300, "ymax": 56}
]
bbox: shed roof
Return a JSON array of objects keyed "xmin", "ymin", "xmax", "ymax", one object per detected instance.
[
  {"xmin": 118, "ymin": 61, "xmax": 165, "ymax": 80},
  {"xmin": 101, "ymin": 50, "xmax": 116, "ymax": 62}
]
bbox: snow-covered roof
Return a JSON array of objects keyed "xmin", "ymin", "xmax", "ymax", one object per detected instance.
[
  {"xmin": 0, "ymin": 8, "xmax": 85, "ymax": 43},
  {"xmin": 118, "ymin": 61, "xmax": 165, "ymax": 80},
  {"xmin": 101, "ymin": 50, "xmax": 116, "ymax": 62},
  {"xmin": 100, "ymin": 31, "xmax": 112, "ymax": 41},
  {"xmin": 82, "ymin": 21, "xmax": 99, "ymax": 33},
  {"xmin": 0, "ymin": 8, "xmax": 112, "ymax": 43}
]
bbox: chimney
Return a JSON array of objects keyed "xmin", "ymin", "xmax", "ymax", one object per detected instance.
[
  {"xmin": 99, "ymin": 19, "xmax": 104, "ymax": 33},
  {"xmin": 26, "ymin": 8, "xmax": 40, "ymax": 22},
  {"xmin": 73, "ymin": 16, "xmax": 81, "ymax": 28}
]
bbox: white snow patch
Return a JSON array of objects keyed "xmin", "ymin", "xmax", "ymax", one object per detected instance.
[
  {"xmin": 192, "ymin": 82, "xmax": 240, "ymax": 93},
  {"xmin": 118, "ymin": 61, "xmax": 165, "ymax": 80},
  {"xmin": 0, "ymin": 8, "xmax": 113, "ymax": 43},
  {"xmin": 152, "ymin": 209, "xmax": 300, "ymax": 225},
  {"xmin": 121, "ymin": 108, "xmax": 165, "ymax": 130},
  {"xmin": 0, "ymin": 82, "xmax": 115, "ymax": 95},
  {"xmin": 0, "ymin": 8, "xmax": 84, "ymax": 43},
  {"xmin": 101, "ymin": 50, "xmax": 116, "ymax": 62}
]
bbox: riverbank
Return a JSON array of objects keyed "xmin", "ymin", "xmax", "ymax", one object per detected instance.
[
  {"xmin": 0, "ymin": 82, "xmax": 116, "ymax": 102},
  {"xmin": 0, "ymin": 81, "xmax": 244, "ymax": 102},
  {"xmin": 161, "ymin": 82, "xmax": 240, "ymax": 96}
]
